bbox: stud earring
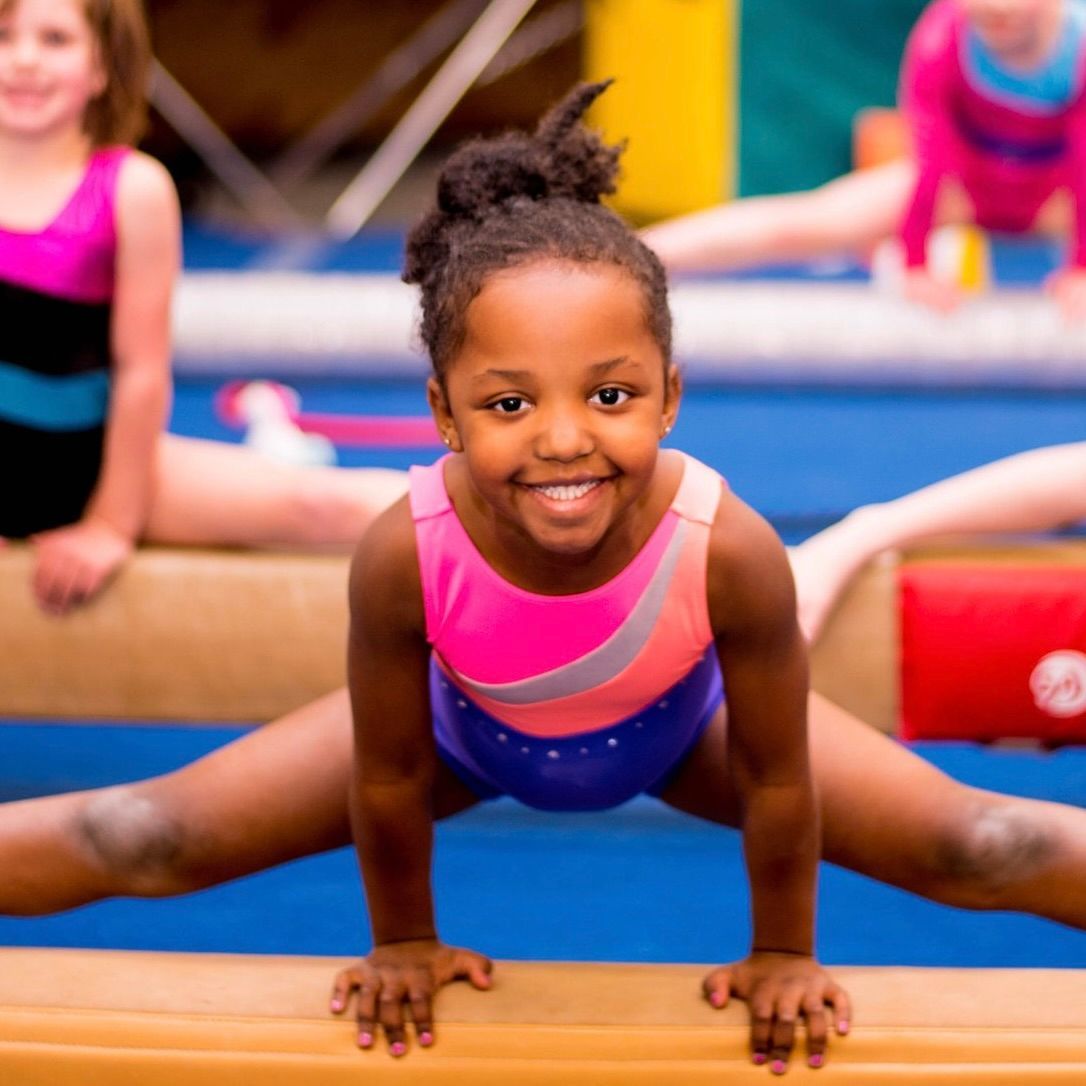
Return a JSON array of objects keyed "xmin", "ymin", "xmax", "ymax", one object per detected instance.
[
  {"xmin": 442, "ymin": 433, "xmax": 453, "ymax": 447},
  {"xmin": 662, "ymin": 424, "xmax": 673, "ymax": 437}
]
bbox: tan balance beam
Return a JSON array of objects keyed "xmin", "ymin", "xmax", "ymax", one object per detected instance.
[
  {"xmin": 0, "ymin": 949, "xmax": 1083, "ymax": 1083},
  {"xmin": 3, "ymin": 538, "xmax": 1084, "ymax": 726},
  {"xmin": 0, "ymin": 545, "xmax": 348, "ymax": 722}
]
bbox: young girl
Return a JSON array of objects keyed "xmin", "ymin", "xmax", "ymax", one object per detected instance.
[
  {"xmin": 790, "ymin": 441, "xmax": 1086, "ymax": 642},
  {"xmin": 643, "ymin": 0, "xmax": 1086, "ymax": 320},
  {"xmin": 0, "ymin": 0, "xmax": 405, "ymax": 615},
  {"xmin": 333, "ymin": 81, "xmax": 847, "ymax": 1072},
  {"xmin": 4, "ymin": 82, "xmax": 1086, "ymax": 1074}
]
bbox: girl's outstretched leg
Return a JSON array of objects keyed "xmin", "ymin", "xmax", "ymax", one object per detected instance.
[
  {"xmin": 0, "ymin": 688, "xmax": 478, "ymax": 916},
  {"xmin": 0, "ymin": 690, "xmax": 356, "ymax": 915},
  {"xmin": 661, "ymin": 692, "xmax": 1086, "ymax": 928},
  {"xmin": 641, "ymin": 161, "xmax": 916, "ymax": 274},
  {"xmin": 145, "ymin": 434, "xmax": 407, "ymax": 551}
]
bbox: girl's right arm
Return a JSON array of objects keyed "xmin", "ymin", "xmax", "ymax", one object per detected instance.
[
  {"xmin": 898, "ymin": 1, "xmax": 963, "ymax": 310},
  {"xmin": 331, "ymin": 498, "xmax": 490, "ymax": 1055}
]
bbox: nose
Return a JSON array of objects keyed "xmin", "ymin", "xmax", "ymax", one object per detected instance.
[
  {"xmin": 9, "ymin": 34, "xmax": 39, "ymax": 68},
  {"xmin": 533, "ymin": 401, "xmax": 594, "ymax": 462}
]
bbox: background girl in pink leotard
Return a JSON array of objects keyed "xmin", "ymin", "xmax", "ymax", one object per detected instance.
[
  {"xmin": 0, "ymin": 0, "xmax": 406, "ymax": 615},
  {"xmin": 644, "ymin": 0, "xmax": 1086, "ymax": 319}
]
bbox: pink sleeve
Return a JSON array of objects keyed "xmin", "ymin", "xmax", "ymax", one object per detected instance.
[
  {"xmin": 1065, "ymin": 93, "xmax": 1086, "ymax": 268},
  {"xmin": 898, "ymin": 1, "xmax": 962, "ymax": 267}
]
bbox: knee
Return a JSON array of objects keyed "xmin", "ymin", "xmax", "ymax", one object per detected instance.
[
  {"xmin": 279, "ymin": 472, "xmax": 390, "ymax": 545},
  {"xmin": 927, "ymin": 796, "xmax": 1056, "ymax": 908},
  {"xmin": 75, "ymin": 787, "xmax": 200, "ymax": 896}
]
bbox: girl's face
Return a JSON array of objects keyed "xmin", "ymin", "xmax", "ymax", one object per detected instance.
[
  {"xmin": 960, "ymin": 0, "xmax": 1063, "ymax": 59},
  {"xmin": 430, "ymin": 259, "xmax": 680, "ymax": 564},
  {"xmin": 0, "ymin": 0, "xmax": 104, "ymax": 140}
]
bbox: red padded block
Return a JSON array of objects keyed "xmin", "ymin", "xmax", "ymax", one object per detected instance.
[{"xmin": 900, "ymin": 564, "xmax": 1086, "ymax": 743}]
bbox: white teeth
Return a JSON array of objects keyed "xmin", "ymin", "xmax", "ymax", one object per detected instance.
[{"xmin": 534, "ymin": 480, "xmax": 601, "ymax": 502}]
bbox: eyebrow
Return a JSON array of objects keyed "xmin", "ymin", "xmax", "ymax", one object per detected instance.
[{"xmin": 471, "ymin": 357, "xmax": 636, "ymax": 385}]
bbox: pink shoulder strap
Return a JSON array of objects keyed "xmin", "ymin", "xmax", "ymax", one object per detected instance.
[
  {"xmin": 408, "ymin": 455, "xmax": 454, "ymax": 521},
  {"xmin": 55, "ymin": 145, "xmax": 131, "ymax": 237},
  {"xmin": 670, "ymin": 453, "xmax": 723, "ymax": 526}
]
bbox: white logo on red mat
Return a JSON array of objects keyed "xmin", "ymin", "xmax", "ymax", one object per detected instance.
[{"xmin": 1029, "ymin": 650, "xmax": 1086, "ymax": 718}]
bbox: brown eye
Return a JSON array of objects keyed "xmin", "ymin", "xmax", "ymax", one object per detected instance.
[
  {"xmin": 492, "ymin": 396, "xmax": 526, "ymax": 414},
  {"xmin": 591, "ymin": 387, "xmax": 629, "ymax": 407}
]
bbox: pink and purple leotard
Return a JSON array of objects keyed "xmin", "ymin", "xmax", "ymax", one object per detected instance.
[
  {"xmin": 409, "ymin": 451, "xmax": 725, "ymax": 812},
  {"xmin": 0, "ymin": 147, "xmax": 128, "ymax": 537},
  {"xmin": 900, "ymin": 0, "xmax": 1086, "ymax": 265}
]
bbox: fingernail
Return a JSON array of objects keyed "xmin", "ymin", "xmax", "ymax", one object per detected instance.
[
  {"xmin": 771, "ymin": 1059, "xmax": 787, "ymax": 1075},
  {"xmin": 809, "ymin": 1054, "xmax": 824, "ymax": 1068},
  {"xmin": 358, "ymin": 1031, "xmax": 373, "ymax": 1048},
  {"xmin": 752, "ymin": 1052, "xmax": 767, "ymax": 1065},
  {"xmin": 419, "ymin": 1031, "xmax": 434, "ymax": 1046},
  {"xmin": 330, "ymin": 998, "xmax": 342, "ymax": 1012},
  {"xmin": 838, "ymin": 1020, "xmax": 850, "ymax": 1035},
  {"xmin": 709, "ymin": 991, "xmax": 724, "ymax": 1007},
  {"xmin": 390, "ymin": 1041, "xmax": 407, "ymax": 1057}
]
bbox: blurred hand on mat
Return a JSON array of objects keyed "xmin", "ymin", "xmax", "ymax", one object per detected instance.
[
  {"xmin": 702, "ymin": 952, "xmax": 851, "ymax": 1073},
  {"xmin": 29, "ymin": 517, "xmax": 133, "ymax": 615},
  {"xmin": 902, "ymin": 267, "xmax": 965, "ymax": 314},
  {"xmin": 1046, "ymin": 267, "xmax": 1086, "ymax": 323},
  {"xmin": 330, "ymin": 938, "xmax": 493, "ymax": 1056}
]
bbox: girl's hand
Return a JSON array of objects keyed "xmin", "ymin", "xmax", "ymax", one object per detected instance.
[
  {"xmin": 28, "ymin": 517, "xmax": 134, "ymax": 615},
  {"xmin": 702, "ymin": 952, "xmax": 851, "ymax": 1073},
  {"xmin": 329, "ymin": 938, "xmax": 493, "ymax": 1056},
  {"xmin": 1046, "ymin": 267, "xmax": 1086, "ymax": 323},
  {"xmin": 902, "ymin": 266, "xmax": 964, "ymax": 314}
]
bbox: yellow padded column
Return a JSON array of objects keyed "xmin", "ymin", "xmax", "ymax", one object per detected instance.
[{"xmin": 584, "ymin": 0, "xmax": 736, "ymax": 223}]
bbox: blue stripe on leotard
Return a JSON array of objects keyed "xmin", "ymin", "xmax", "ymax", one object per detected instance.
[{"xmin": 0, "ymin": 361, "xmax": 109, "ymax": 431}]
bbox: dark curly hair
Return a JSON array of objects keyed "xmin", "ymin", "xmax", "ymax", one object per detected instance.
[{"xmin": 403, "ymin": 81, "xmax": 672, "ymax": 376}]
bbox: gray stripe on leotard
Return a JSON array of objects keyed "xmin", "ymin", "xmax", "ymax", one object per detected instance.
[{"xmin": 453, "ymin": 518, "xmax": 688, "ymax": 705}]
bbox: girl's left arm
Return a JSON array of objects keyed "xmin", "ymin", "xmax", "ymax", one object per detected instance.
[
  {"xmin": 705, "ymin": 490, "xmax": 849, "ymax": 1069},
  {"xmin": 30, "ymin": 154, "xmax": 178, "ymax": 614},
  {"xmin": 1048, "ymin": 102, "xmax": 1086, "ymax": 320},
  {"xmin": 89, "ymin": 152, "xmax": 179, "ymax": 538}
]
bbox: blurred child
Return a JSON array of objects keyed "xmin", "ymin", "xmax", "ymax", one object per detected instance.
[
  {"xmin": 0, "ymin": 0, "xmax": 405, "ymax": 615},
  {"xmin": 643, "ymin": 0, "xmax": 1086, "ymax": 319}
]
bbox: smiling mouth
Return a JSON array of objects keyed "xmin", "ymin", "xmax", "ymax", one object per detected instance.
[
  {"xmin": 3, "ymin": 89, "xmax": 48, "ymax": 104},
  {"xmin": 529, "ymin": 479, "xmax": 603, "ymax": 503}
]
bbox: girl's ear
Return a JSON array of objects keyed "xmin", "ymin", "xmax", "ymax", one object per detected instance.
[
  {"xmin": 89, "ymin": 44, "xmax": 108, "ymax": 99},
  {"xmin": 661, "ymin": 363, "xmax": 682, "ymax": 438},
  {"xmin": 427, "ymin": 376, "xmax": 462, "ymax": 451}
]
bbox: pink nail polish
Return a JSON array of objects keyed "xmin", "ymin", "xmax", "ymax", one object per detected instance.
[
  {"xmin": 419, "ymin": 1031, "xmax": 434, "ymax": 1046},
  {"xmin": 358, "ymin": 1031, "xmax": 373, "ymax": 1048},
  {"xmin": 838, "ymin": 1020, "xmax": 850, "ymax": 1035},
  {"xmin": 809, "ymin": 1054, "xmax": 824, "ymax": 1068},
  {"xmin": 390, "ymin": 1041, "xmax": 407, "ymax": 1057},
  {"xmin": 709, "ymin": 991, "xmax": 724, "ymax": 1008},
  {"xmin": 330, "ymin": 999, "xmax": 342, "ymax": 1012},
  {"xmin": 771, "ymin": 1059, "xmax": 787, "ymax": 1075},
  {"xmin": 752, "ymin": 1052, "xmax": 767, "ymax": 1065}
]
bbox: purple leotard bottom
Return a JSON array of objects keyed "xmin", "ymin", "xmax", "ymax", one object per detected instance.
[{"xmin": 431, "ymin": 650, "xmax": 723, "ymax": 812}]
